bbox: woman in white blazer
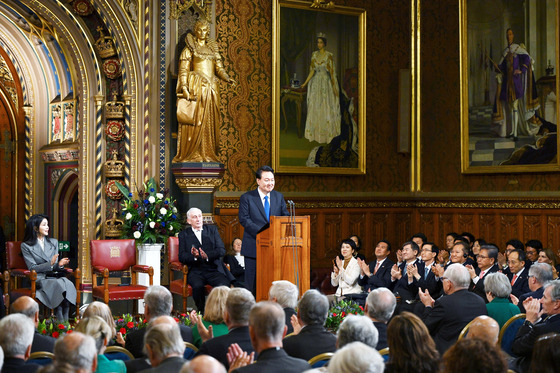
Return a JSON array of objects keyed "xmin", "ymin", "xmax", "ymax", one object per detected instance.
[
  {"xmin": 331, "ymin": 239, "xmax": 362, "ymax": 299},
  {"xmin": 21, "ymin": 214, "xmax": 77, "ymax": 321}
]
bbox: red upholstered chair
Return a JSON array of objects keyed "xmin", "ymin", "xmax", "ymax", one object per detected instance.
[
  {"xmin": 90, "ymin": 239, "xmax": 153, "ymax": 310},
  {"xmin": 168, "ymin": 236, "xmax": 211, "ymax": 313},
  {"xmin": 3, "ymin": 241, "xmax": 81, "ymax": 315}
]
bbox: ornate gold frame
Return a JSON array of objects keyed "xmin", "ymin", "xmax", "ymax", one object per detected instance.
[
  {"xmin": 272, "ymin": 0, "xmax": 366, "ymax": 174},
  {"xmin": 460, "ymin": 0, "xmax": 560, "ymax": 174}
]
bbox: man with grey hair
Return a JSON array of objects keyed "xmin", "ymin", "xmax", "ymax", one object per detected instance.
[
  {"xmin": 0, "ymin": 313, "xmax": 40, "ymax": 372},
  {"xmin": 268, "ymin": 280, "xmax": 298, "ymax": 334},
  {"xmin": 337, "ymin": 314, "xmax": 378, "ymax": 349},
  {"xmin": 365, "ymin": 287, "xmax": 396, "ymax": 349},
  {"xmin": 11, "ymin": 295, "xmax": 55, "ymax": 353},
  {"xmin": 283, "ymin": 289, "xmax": 337, "ymax": 360},
  {"xmin": 180, "ymin": 355, "xmax": 226, "ymax": 373},
  {"xmin": 125, "ymin": 285, "xmax": 193, "ymax": 358},
  {"xmin": 512, "ymin": 279, "xmax": 560, "ymax": 373},
  {"xmin": 328, "ymin": 341, "xmax": 384, "ymax": 373},
  {"xmin": 196, "ymin": 287, "xmax": 255, "ymax": 370},
  {"xmin": 179, "ymin": 207, "xmax": 233, "ymax": 313},
  {"xmin": 419, "ymin": 263, "xmax": 487, "ymax": 354},
  {"xmin": 516, "ymin": 262, "xmax": 554, "ymax": 313},
  {"xmin": 44, "ymin": 332, "xmax": 98, "ymax": 373},
  {"xmin": 142, "ymin": 322, "xmax": 185, "ymax": 372},
  {"xmin": 228, "ymin": 301, "xmax": 310, "ymax": 372}
]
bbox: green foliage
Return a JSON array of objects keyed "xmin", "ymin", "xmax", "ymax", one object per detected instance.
[
  {"xmin": 37, "ymin": 317, "xmax": 75, "ymax": 338},
  {"xmin": 324, "ymin": 299, "xmax": 364, "ymax": 332},
  {"xmin": 116, "ymin": 177, "xmax": 183, "ymax": 244}
]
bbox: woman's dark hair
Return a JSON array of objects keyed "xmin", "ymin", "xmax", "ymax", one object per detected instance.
[
  {"xmin": 340, "ymin": 239, "xmax": 357, "ymax": 253},
  {"xmin": 387, "ymin": 312, "xmax": 439, "ymax": 373},
  {"xmin": 23, "ymin": 214, "xmax": 52, "ymax": 246},
  {"xmin": 349, "ymin": 235, "xmax": 362, "ymax": 250},
  {"xmin": 442, "ymin": 338, "xmax": 507, "ymax": 373},
  {"xmin": 530, "ymin": 333, "xmax": 560, "ymax": 373},
  {"xmin": 317, "ymin": 36, "xmax": 327, "ymax": 46},
  {"xmin": 227, "ymin": 237, "xmax": 242, "ymax": 255}
]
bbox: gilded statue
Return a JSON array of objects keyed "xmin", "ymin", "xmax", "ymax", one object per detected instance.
[{"xmin": 173, "ymin": 19, "xmax": 236, "ymax": 163}]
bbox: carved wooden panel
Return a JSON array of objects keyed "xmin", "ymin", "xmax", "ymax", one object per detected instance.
[
  {"xmin": 547, "ymin": 216, "xmax": 560, "ymax": 250},
  {"xmin": 457, "ymin": 214, "xmax": 475, "ymax": 237},
  {"xmin": 523, "ymin": 215, "xmax": 542, "ymax": 243},
  {"xmin": 394, "ymin": 213, "xmax": 412, "ymax": 248},
  {"xmin": 419, "ymin": 213, "xmax": 435, "ymax": 243},
  {"xmin": 479, "ymin": 214, "xmax": 497, "ymax": 245},
  {"xmin": 438, "ymin": 213, "xmax": 454, "ymax": 247},
  {"xmin": 348, "ymin": 212, "xmax": 367, "ymax": 246},
  {"xmin": 308, "ymin": 213, "xmax": 320, "ymax": 261},
  {"xmin": 324, "ymin": 214, "xmax": 344, "ymax": 260},
  {"xmin": 500, "ymin": 215, "xmax": 520, "ymax": 244}
]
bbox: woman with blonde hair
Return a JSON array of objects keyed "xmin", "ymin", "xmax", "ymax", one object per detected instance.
[
  {"xmin": 75, "ymin": 316, "xmax": 126, "ymax": 373},
  {"xmin": 83, "ymin": 301, "xmax": 124, "ymax": 346},
  {"xmin": 385, "ymin": 312, "xmax": 440, "ymax": 373},
  {"xmin": 189, "ymin": 286, "xmax": 230, "ymax": 347}
]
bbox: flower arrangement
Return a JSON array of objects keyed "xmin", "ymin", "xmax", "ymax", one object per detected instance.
[
  {"xmin": 115, "ymin": 177, "xmax": 183, "ymax": 244},
  {"xmin": 325, "ymin": 299, "xmax": 364, "ymax": 332},
  {"xmin": 37, "ymin": 317, "xmax": 74, "ymax": 338},
  {"xmin": 176, "ymin": 312, "xmax": 193, "ymax": 327},
  {"xmin": 114, "ymin": 313, "xmax": 146, "ymax": 339}
]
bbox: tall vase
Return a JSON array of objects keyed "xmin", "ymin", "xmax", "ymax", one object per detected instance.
[{"xmin": 137, "ymin": 243, "xmax": 164, "ymax": 313}]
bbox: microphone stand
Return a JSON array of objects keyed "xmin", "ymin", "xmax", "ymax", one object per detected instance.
[{"xmin": 288, "ymin": 200, "xmax": 299, "ymax": 289}]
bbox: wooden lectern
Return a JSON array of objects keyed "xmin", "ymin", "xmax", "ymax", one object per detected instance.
[{"xmin": 255, "ymin": 215, "xmax": 310, "ymax": 301}]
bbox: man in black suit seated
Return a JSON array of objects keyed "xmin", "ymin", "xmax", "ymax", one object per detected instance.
[
  {"xmin": 411, "ymin": 242, "xmax": 444, "ymax": 316},
  {"xmin": 419, "ymin": 263, "xmax": 487, "ymax": 354},
  {"xmin": 507, "ymin": 249, "xmax": 531, "ymax": 298},
  {"xmin": 467, "ymin": 244, "xmax": 500, "ymax": 301},
  {"xmin": 283, "ymin": 289, "xmax": 337, "ymax": 361},
  {"xmin": 11, "ymin": 296, "xmax": 55, "ymax": 353},
  {"xmin": 514, "ymin": 262, "xmax": 553, "ymax": 313},
  {"xmin": 142, "ymin": 322, "xmax": 186, "ymax": 373},
  {"xmin": 268, "ymin": 280, "xmax": 298, "ymax": 335},
  {"xmin": 179, "ymin": 207, "xmax": 233, "ymax": 313},
  {"xmin": 512, "ymin": 280, "xmax": 560, "ymax": 373},
  {"xmin": 125, "ymin": 285, "xmax": 192, "ymax": 358},
  {"xmin": 390, "ymin": 241, "xmax": 425, "ymax": 314},
  {"xmin": 228, "ymin": 302, "xmax": 310, "ymax": 373},
  {"xmin": 0, "ymin": 314, "xmax": 41, "ymax": 373},
  {"xmin": 524, "ymin": 239, "xmax": 542, "ymax": 269},
  {"xmin": 364, "ymin": 287, "xmax": 396, "ymax": 350},
  {"xmin": 357, "ymin": 240, "xmax": 394, "ymax": 293},
  {"xmin": 196, "ymin": 288, "xmax": 255, "ymax": 370}
]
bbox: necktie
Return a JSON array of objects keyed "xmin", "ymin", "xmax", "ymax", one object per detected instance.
[
  {"xmin": 511, "ymin": 274, "xmax": 517, "ymax": 286},
  {"xmin": 425, "ymin": 267, "xmax": 430, "ymax": 280},
  {"xmin": 479, "ymin": 270, "xmax": 486, "ymax": 279},
  {"xmin": 264, "ymin": 195, "xmax": 270, "ymax": 221},
  {"xmin": 373, "ymin": 262, "xmax": 381, "ymax": 275}
]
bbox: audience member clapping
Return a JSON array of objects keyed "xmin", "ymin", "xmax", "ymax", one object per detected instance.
[
  {"xmin": 385, "ymin": 312, "xmax": 439, "ymax": 373},
  {"xmin": 189, "ymin": 286, "xmax": 231, "ymax": 347},
  {"xmin": 11, "ymin": 296, "xmax": 56, "ymax": 353},
  {"xmin": 82, "ymin": 301, "xmax": 124, "ymax": 346},
  {"xmin": 327, "ymin": 342, "xmax": 384, "ymax": 373},
  {"xmin": 364, "ymin": 287, "xmax": 396, "ymax": 349},
  {"xmin": 441, "ymin": 338, "xmax": 507, "ymax": 373},
  {"xmin": 268, "ymin": 280, "xmax": 299, "ymax": 334},
  {"xmin": 513, "ymin": 262, "xmax": 553, "ymax": 313},
  {"xmin": 484, "ymin": 272, "xmax": 520, "ymax": 328},
  {"xmin": 330, "ymin": 239, "xmax": 362, "ymax": 301}
]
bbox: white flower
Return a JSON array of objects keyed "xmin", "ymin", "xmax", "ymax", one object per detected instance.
[
  {"xmin": 160, "ymin": 207, "xmax": 168, "ymax": 215},
  {"xmin": 169, "ymin": 226, "xmax": 173, "ymax": 231},
  {"xmin": 149, "ymin": 221, "xmax": 156, "ymax": 228},
  {"xmin": 133, "ymin": 231, "xmax": 141, "ymax": 239},
  {"xmin": 156, "ymin": 193, "xmax": 164, "ymax": 199},
  {"xmin": 148, "ymin": 196, "xmax": 156, "ymax": 204},
  {"xmin": 172, "ymin": 207, "xmax": 177, "ymax": 213},
  {"xmin": 125, "ymin": 213, "xmax": 132, "ymax": 220}
]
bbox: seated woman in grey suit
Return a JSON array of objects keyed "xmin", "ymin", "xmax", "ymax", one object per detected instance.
[{"xmin": 21, "ymin": 214, "xmax": 77, "ymax": 321}]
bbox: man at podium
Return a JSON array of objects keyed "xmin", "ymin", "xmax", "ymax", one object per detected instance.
[{"xmin": 239, "ymin": 166, "xmax": 289, "ymax": 294}]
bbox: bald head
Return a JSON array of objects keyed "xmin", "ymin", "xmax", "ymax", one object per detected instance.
[
  {"xmin": 468, "ymin": 316, "xmax": 499, "ymax": 345},
  {"xmin": 11, "ymin": 296, "xmax": 39, "ymax": 324},
  {"xmin": 180, "ymin": 355, "xmax": 226, "ymax": 373}
]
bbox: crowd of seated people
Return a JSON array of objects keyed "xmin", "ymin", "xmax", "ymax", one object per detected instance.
[{"xmin": 2, "ymin": 230, "xmax": 560, "ymax": 373}]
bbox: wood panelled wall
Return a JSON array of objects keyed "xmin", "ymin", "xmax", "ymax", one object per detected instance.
[{"xmin": 214, "ymin": 196, "xmax": 560, "ymax": 268}]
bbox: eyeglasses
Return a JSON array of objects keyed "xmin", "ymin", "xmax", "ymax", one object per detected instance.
[
  {"xmin": 478, "ymin": 255, "xmax": 489, "ymax": 259},
  {"xmin": 507, "ymin": 260, "xmax": 520, "ymax": 265},
  {"xmin": 421, "ymin": 248, "xmax": 432, "ymax": 253}
]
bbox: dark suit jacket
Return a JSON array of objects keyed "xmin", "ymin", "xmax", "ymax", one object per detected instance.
[
  {"xmin": 358, "ymin": 258, "xmax": 394, "ymax": 292},
  {"xmin": 415, "ymin": 263, "xmax": 443, "ymax": 299},
  {"xmin": 139, "ymin": 356, "xmax": 185, "ymax": 373},
  {"xmin": 390, "ymin": 260, "xmax": 425, "ymax": 303},
  {"xmin": 223, "ymin": 254, "xmax": 245, "ymax": 281},
  {"xmin": 1, "ymin": 357, "xmax": 40, "ymax": 373},
  {"xmin": 239, "ymin": 189, "xmax": 288, "ymax": 258},
  {"xmin": 518, "ymin": 286, "xmax": 544, "ymax": 313},
  {"xmin": 233, "ymin": 348, "xmax": 310, "ymax": 373},
  {"xmin": 125, "ymin": 358, "xmax": 151, "ymax": 373},
  {"xmin": 31, "ymin": 331, "xmax": 55, "ymax": 353},
  {"xmin": 421, "ymin": 289, "xmax": 487, "ymax": 354},
  {"xmin": 508, "ymin": 269, "xmax": 531, "ymax": 298},
  {"xmin": 282, "ymin": 324, "xmax": 337, "ymax": 361},
  {"xmin": 196, "ymin": 326, "xmax": 254, "ymax": 370},
  {"xmin": 512, "ymin": 314, "xmax": 560, "ymax": 373},
  {"xmin": 373, "ymin": 321, "xmax": 388, "ymax": 350},
  {"xmin": 125, "ymin": 324, "xmax": 193, "ymax": 358},
  {"xmin": 178, "ymin": 225, "xmax": 233, "ymax": 282},
  {"xmin": 469, "ymin": 264, "xmax": 499, "ymax": 301}
]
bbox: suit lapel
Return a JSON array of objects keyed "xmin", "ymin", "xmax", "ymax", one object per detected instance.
[
  {"xmin": 253, "ymin": 190, "xmax": 267, "ymax": 220},
  {"xmin": 189, "ymin": 227, "xmax": 202, "ymax": 246}
]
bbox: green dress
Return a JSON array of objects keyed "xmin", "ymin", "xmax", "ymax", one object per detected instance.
[
  {"xmin": 191, "ymin": 320, "xmax": 229, "ymax": 347},
  {"xmin": 486, "ymin": 297, "xmax": 521, "ymax": 328}
]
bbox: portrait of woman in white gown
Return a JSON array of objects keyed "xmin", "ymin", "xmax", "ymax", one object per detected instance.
[{"xmin": 301, "ymin": 34, "xmax": 341, "ymax": 144}]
